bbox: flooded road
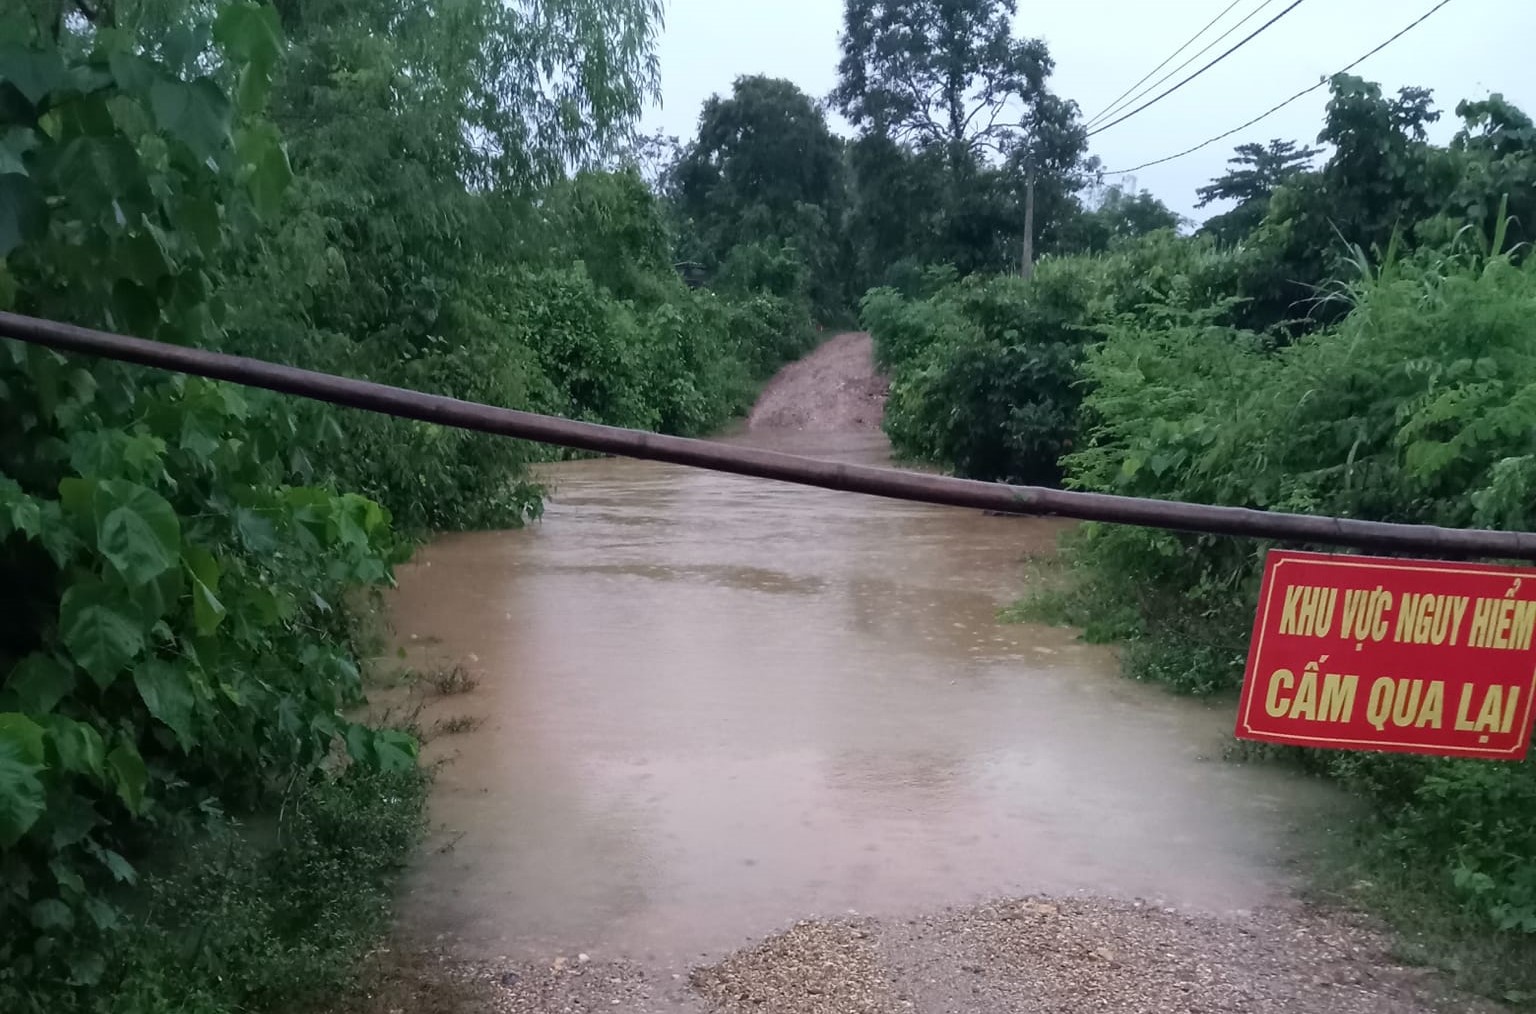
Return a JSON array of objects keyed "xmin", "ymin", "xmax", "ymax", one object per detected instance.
[{"xmin": 386, "ymin": 430, "xmax": 1347, "ymax": 967}]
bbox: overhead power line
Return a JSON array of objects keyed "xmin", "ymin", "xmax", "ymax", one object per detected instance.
[
  {"xmin": 1086, "ymin": 0, "xmax": 1310, "ymax": 138},
  {"xmin": 1084, "ymin": 0, "xmax": 1250, "ymax": 128},
  {"xmin": 1098, "ymin": 0, "xmax": 1458, "ymax": 175}
]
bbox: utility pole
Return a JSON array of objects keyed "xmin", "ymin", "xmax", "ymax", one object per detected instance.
[{"xmin": 1021, "ymin": 173, "xmax": 1035, "ymax": 280}]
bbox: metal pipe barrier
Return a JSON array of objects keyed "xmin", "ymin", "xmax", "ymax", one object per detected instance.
[{"xmin": 4, "ymin": 309, "xmax": 1535, "ymax": 561}]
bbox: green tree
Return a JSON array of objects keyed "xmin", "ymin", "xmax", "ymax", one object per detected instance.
[
  {"xmin": 1236, "ymin": 76, "xmax": 1453, "ymax": 332},
  {"xmin": 832, "ymin": 0, "xmax": 1085, "ymax": 276},
  {"xmin": 220, "ymin": 0, "xmax": 666, "ymax": 529},
  {"xmin": 1057, "ymin": 185, "xmax": 1183, "ymax": 254},
  {"xmin": 673, "ymin": 75, "xmax": 848, "ymax": 315},
  {"xmin": 1440, "ymin": 94, "xmax": 1536, "ymax": 253},
  {"xmin": 269, "ymin": 0, "xmax": 662, "ymax": 190},
  {"xmin": 833, "ymin": 0, "xmax": 1050, "ymax": 170},
  {"xmin": 1195, "ymin": 139, "xmax": 1320, "ymax": 246}
]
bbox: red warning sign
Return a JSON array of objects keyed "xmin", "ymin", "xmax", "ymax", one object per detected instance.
[{"xmin": 1236, "ymin": 551, "xmax": 1536, "ymax": 760}]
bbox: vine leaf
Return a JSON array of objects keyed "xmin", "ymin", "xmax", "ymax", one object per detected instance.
[
  {"xmin": 7, "ymin": 654, "xmax": 75, "ymax": 714},
  {"xmin": 236, "ymin": 122, "xmax": 291, "ymax": 218},
  {"xmin": 0, "ymin": 44, "xmax": 70, "ymax": 105},
  {"xmin": 183, "ymin": 544, "xmax": 226, "ymax": 636},
  {"xmin": 149, "ymin": 78, "xmax": 232, "ymax": 161},
  {"xmin": 214, "ymin": 2, "xmax": 284, "ymax": 114},
  {"xmin": 372, "ymin": 729, "xmax": 418, "ymax": 773},
  {"xmin": 105, "ymin": 743, "xmax": 147, "ymax": 814},
  {"xmin": 43, "ymin": 716, "xmax": 105, "ymax": 780},
  {"xmin": 95, "ymin": 480, "xmax": 180, "ymax": 587},
  {"xmin": 133, "ymin": 659, "xmax": 196, "ymax": 749},
  {"xmin": 0, "ymin": 713, "xmax": 46, "ymax": 847},
  {"xmin": 59, "ymin": 579, "xmax": 146, "ymax": 688},
  {"xmin": 29, "ymin": 898, "xmax": 72, "ymax": 931}
]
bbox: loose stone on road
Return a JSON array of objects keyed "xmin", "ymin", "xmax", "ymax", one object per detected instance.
[{"xmin": 363, "ymin": 900, "xmax": 1493, "ymax": 1013}]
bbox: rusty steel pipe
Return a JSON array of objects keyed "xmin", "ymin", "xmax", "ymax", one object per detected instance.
[{"xmin": 4, "ymin": 309, "xmax": 1536, "ymax": 561}]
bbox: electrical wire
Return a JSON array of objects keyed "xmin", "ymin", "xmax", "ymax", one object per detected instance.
[
  {"xmin": 1097, "ymin": 0, "xmax": 1457, "ymax": 175},
  {"xmin": 1083, "ymin": 0, "xmax": 1250, "ymax": 128},
  {"xmin": 1087, "ymin": 0, "xmax": 1310, "ymax": 137}
]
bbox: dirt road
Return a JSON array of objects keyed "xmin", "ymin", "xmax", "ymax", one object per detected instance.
[
  {"xmin": 352, "ymin": 339, "xmax": 1496, "ymax": 1014},
  {"xmin": 746, "ymin": 330, "xmax": 888, "ymax": 431}
]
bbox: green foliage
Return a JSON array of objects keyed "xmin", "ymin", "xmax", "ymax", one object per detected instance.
[
  {"xmin": 673, "ymin": 75, "xmax": 851, "ymax": 318},
  {"xmin": 1196, "ymin": 139, "xmax": 1321, "ymax": 247},
  {"xmin": 1056, "ymin": 248, "xmax": 1536, "ymax": 933},
  {"xmin": 5, "ymin": 766, "xmax": 429, "ymax": 1014},
  {"xmin": 833, "ymin": 0, "xmax": 1091, "ymax": 280},
  {"xmin": 212, "ymin": 0, "xmax": 793, "ymax": 531},
  {"xmin": 1057, "ymin": 185, "xmax": 1184, "ymax": 255},
  {"xmin": 0, "ymin": 5, "xmax": 421, "ymax": 1000},
  {"xmin": 865, "ymin": 267, "xmax": 1091, "ymax": 483}
]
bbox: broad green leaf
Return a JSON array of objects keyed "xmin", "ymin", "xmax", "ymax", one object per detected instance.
[
  {"xmin": 372, "ymin": 728, "xmax": 419, "ymax": 773},
  {"xmin": 133, "ymin": 658, "xmax": 196, "ymax": 748},
  {"xmin": 48, "ymin": 796, "xmax": 100, "ymax": 849},
  {"xmin": 191, "ymin": 575, "xmax": 226, "ymax": 636},
  {"xmin": 149, "ymin": 77, "xmax": 232, "ymax": 161},
  {"xmin": 214, "ymin": 2, "xmax": 284, "ymax": 114},
  {"xmin": 0, "ymin": 713, "xmax": 44, "ymax": 764},
  {"xmin": 91, "ymin": 845, "xmax": 136, "ymax": 885},
  {"xmin": 213, "ymin": 2, "xmax": 284, "ymax": 69},
  {"xmin": 217, "ymin": 384, "xmax": 248, "ymax": 420},
  {"xmin": 67, "ymin": 949, "xmax": 105, "ymax": 986},
  {"xmin": 6, "ymin": 654, "xmax": 74, "ymax": 713},
  {"xmin": 43, "ymin": 716, "xmax": 105, "ymax": 779},
  {"xmin": 105, "ymin": 743, "xmax": 148, "ymax": 814},
  {"xmin": 82, "ymin": 898, "xmax": 118, "ymax": 931},
  {"xmin": 49, "ymin": 859, "xmax": 84, "ymax": 894},
  {"xmin": 1, "ymin": 488, "xmax": 42, "ymax": 539},
  {"xmin": 94, "ymin": 480, "xmax": 181, "ymax": 587},
  {"xmin": 30, "ymin": 898, "xmax": 73, "ymax": 931},
  {"xmin": 179, "ymin": 412, "xmax": 220, "ymax": 458},
  {"xmin": 234, "ymin": 507, "xmax": 276, "ymax": 553},
  {"xmin": 106, "ymin": 50, "xmax": 156, "ymax": 94},
  {"xmin": 0, "ymin": 44, "xmax": 70, "ymax": 105},
  {"xmin": 58, "ymin": 475, "xmax": 94, "ymax": 520},
  {"xmin": 236, "ymin": 122, "xmax": 292, "ymax": 218},
  {"xmin": 344, "ymin": 723, "xmax": 371, "ymax": 765},
  {"xmin": 183, "ymin": 544, "xmax": 226, "ymax": 636},
  {"xmin": 0, "ymin": 126, "xmax": 34, "ymax": 177},
  {"xmin": 0, "ymin": 173, "xmax": 41, "ymax": 258},
  {"xmin": 0, "ymin": 718, "xmax": 45, "ymax": 847},
  {"xmin": 60, "ymin": 579, "xmax": 147, "ymax": 687}
]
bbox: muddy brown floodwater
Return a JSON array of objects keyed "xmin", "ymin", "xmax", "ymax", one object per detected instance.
[{"xmin": 385, "ymin": 428, "xmax": 1352, "ymax": 974}]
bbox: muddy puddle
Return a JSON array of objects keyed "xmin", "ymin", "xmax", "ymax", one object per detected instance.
[{"xmin": 385, "ymin": 431, "xmax": 1349, "ymax": 968}]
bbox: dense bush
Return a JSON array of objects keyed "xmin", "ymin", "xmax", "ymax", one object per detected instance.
[
  {"xmin": 0, "ymin": 5, "xmax": 420, "ymax": 1000},
  {"xmin": 1057, "ymin": 247, "xmax": 1536, "ymax": 932},
  {"xmin": 7, "ymin": 767, "xmax": 428, "ymax": 1014},
  {"xmin": 863, "ymin": 267, "xmax": 1092, "ymax": 484}
]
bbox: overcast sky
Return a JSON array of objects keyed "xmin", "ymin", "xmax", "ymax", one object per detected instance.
[{"xmin": 638, "ymin": 0, "xmax": 1536, "ymax": 223}]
